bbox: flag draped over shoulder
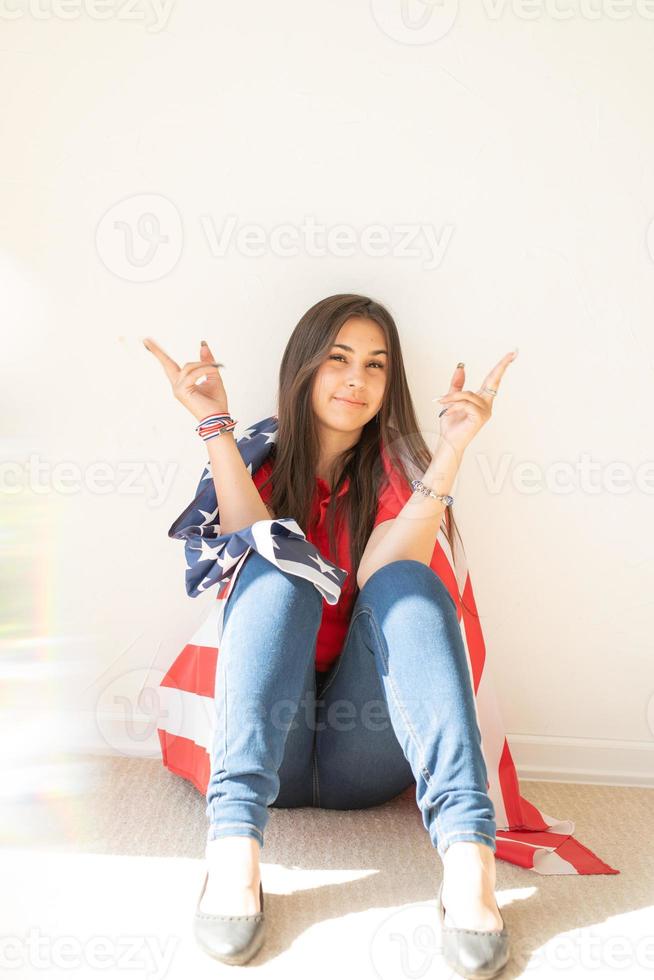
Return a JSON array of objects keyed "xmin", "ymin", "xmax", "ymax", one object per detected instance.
[{"xmin": 158, "ymin": 415, "xmax": 618, "ymax": 877}]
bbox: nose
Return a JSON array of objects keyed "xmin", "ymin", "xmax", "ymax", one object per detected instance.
[{"xmin": 345, "ymin": 366, "xmax": 367, "ymax": 393}]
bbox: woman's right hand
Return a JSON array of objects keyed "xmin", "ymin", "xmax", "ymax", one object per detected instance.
[{"xmin": 143, "ymin": 337, "xmax": 230, "ymax": 423}]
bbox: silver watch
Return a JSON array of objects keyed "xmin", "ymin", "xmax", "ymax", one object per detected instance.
[{"xmin": 410, "ymin": 479, "xmax": 454, "ymax": 507}]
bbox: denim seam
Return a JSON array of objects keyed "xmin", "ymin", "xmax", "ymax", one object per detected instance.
[
  {"xmin": 221, "ymin": 656, "xmax": 227, "ymax": 772},
  {"xmin": 317, "ymin": 609, "xmax": 364, "ymax": 699},
  {"xmin": 312, "ymin": 743, "xmax": 321, "ymax": 807},
  {"xmin": 208, "ymin": 656, "xmax": 227, "ymax": 782},
  {"xmin": 364, "ymin": 606, "xmax": 433, "ymax": 790},
  {"xmin": 364, "ymin": 595, "xmax": 460, "ymax": 852}
]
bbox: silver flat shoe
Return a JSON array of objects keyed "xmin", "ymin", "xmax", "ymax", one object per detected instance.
[
  {"xmin": 438, "ymin": 879, "xmax": 510, "ymax": 980},
  {"xmin": 193, "ymin": 872, "xmax": 266, "ymax": 965}
]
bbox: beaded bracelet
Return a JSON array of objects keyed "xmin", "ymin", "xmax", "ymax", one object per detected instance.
[
  {"xmin": 410, "ymin": 479, "xmax": 454, "ymax": 507},
  {"xmin": 195, "ymin": 413, "xmax": 238, "ymax": 442}
]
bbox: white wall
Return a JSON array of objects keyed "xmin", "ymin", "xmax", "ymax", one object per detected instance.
[{"xmin": 3, "ymin": 0, "xmax": 654, "ymax": 787}]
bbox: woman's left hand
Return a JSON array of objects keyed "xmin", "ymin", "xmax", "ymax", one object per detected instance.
[{"xmin": 433, "ymin": 350, "xmax": 518, "ymax": 459}]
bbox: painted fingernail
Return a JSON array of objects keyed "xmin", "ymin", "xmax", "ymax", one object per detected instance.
[
  {"xmin": 201, "ymin": 340, "xmax": 208, "ymax": 346},
  {"xmin": 456, "ymin": 362, "xmax": 465, "ymax": 368}
]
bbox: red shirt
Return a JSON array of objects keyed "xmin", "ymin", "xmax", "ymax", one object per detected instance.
[{"xmin": 252, "ymin": 448, "xmax": 412, "ymax": 672}]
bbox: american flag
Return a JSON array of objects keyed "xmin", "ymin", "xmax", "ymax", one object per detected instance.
[{"xmin": 158, "ymin": 415, "xmax": 618, "ymax": 876}]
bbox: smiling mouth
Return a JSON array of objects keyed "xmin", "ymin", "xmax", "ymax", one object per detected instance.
[{"xmin": 334, "ymin": 397, "xmax": 365, "ymax": 407}]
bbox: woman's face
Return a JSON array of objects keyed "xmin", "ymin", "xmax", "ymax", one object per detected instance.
[{"xmin": 311, "ymin": 316, "xmax": 388, "ymax": 433}]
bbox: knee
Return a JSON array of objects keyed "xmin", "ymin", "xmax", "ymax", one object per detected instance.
[
  {"xmin": 361, "ymin": 558, "xmax": 434, "ymax": 591},
  {"xmin": 361, "ymin": 560, "xmax": 457, "ymax": 613},
  {"xmin": 239, "ymin": 550, "xmax": 323, "ymax": 612}
]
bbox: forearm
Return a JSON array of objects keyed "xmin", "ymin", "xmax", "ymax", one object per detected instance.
[
  {"xmin": 357, "ymin": 443, "xmax": 462, "ymax": 589},
  {"xmin": 204, "ymin": 431, "xmax": 272, "ymax": 535}
]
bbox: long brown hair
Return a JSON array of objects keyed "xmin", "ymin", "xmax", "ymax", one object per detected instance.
[{"xmin": 259, "ymin": 293, "xmax": 473, "ymax": 614}]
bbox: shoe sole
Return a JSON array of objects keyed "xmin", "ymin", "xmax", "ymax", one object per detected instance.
[{"xmin": 195, "ymin": 919, "xmax": 266, "ymax": 966}]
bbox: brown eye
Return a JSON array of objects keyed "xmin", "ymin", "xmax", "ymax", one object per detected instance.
[{"xmin": 329, "ymin": 355, "xmax": 384, "ymax": 369}]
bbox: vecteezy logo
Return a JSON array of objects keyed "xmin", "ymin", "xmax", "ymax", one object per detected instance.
[
  {"xmin": 370, "ymin": 0, "xmax": 459, "ymax": 44},
  {"xmin": 369, "ymin": 900, "xmax": 445, "ymax": 979},
  {"xmin": 94, "ymin": 667, "xmax": 184, "ymax": 756},
  {"xmin": 95, "ymin": 192, "xmax": 183, "ymax": 282}
]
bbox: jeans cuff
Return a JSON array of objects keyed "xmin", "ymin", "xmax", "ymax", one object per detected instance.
[
  {"xmin": 437, "ymin": 829, "xmax": 496, "ymax": 858},
  {"xmin": 207, "ymin": 822, "xmax": 265, "ymax": 848}
]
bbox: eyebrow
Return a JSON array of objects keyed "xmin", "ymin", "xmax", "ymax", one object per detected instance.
[{"xmin": 332, "ymin": 343, "xmax": 388, "ymax": 356}]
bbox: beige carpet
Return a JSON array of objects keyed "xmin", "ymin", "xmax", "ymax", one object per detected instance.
[{"xmin": 3, "ymin": 754, "xmax": 653, "ymax": 979}]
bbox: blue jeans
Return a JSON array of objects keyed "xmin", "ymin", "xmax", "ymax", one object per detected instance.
[{"xmin": 206, "ymin": 551, "xmax": 496, "ymax": 860}]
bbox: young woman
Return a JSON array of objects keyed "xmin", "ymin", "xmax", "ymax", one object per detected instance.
[{"xmin": 144, "ymin": 293, "xmax": 517, "ymax": 975}]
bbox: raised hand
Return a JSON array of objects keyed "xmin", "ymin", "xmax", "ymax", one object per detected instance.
[
  {"xmin": 143, "ymin": 337, "xmax": 230, "ymax": 424},
  {"xmin": 432, "ymin": 350, "xmax": 518, "ymax": 460}
]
